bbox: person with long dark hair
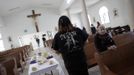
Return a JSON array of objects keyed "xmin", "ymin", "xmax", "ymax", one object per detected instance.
[{"xmin": 52, "ymin": 16, "xmax": 89, "ymax": 75}]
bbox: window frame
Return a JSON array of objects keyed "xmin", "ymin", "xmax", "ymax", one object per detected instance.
[{"xmin": 99, "ymin": 6, "xmax": 110, "ymax": 24}]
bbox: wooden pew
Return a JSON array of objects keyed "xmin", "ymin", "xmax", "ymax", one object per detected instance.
[
  {"xmin": 95, "ymin": 41, "xmax": 134, "ymax": 75},
  {"xmin": 113, "ymin": 32, "xmax": 134, "ymax": 46},
  {"xmin": 0, "ymin": 45, "xmax": 31, "ymax": 73},
  {"xmin": 84, "ymin": 42, "xmax": 97, "ymax": 68},
  {"xmin": 121, "ymin": 25, "xmax": 130, "ymax": 32},
  {"xmin": 0, "ymin": 57, "xmax": 19, "ymax": 75},
  {"xmin": 87, "ymin": 35, "xmax": 94, "ymax": 43},
  {"xmin": 107, "ymin": 25, "xmax": 131, "ymax": 36},
  {"xmin": 0, "ymin": 49, "xmax": 23, "ymax": 72},
  {"xmin": 84, "ymin": 32, "xmax": 134, "ymax": 68}
]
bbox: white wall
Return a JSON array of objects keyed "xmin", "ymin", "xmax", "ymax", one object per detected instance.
[
  {"xmin": 120, "ymin": 0, "xmax": 134, "ymax": 29},
  {"xmin": 0, "ymin": 17, "xmax": 5, "ymax": 51},
  {"xmin": 1, "ymin": 8, "xmax": 60, "ymax": 50},
  {"xmin": 87, "ymin": 0, "xmax": 134, "ymax": 28},
  {"xmin": 70, "ymin": 13, "xmax": 83, "ymax": 29},
  {"xmin": 130, "ymin": 0, "xmax": 134, "ymax": 29},
  {"xmin": 0, "ymin": 16, "xmax": 4, "ymax": 27}
]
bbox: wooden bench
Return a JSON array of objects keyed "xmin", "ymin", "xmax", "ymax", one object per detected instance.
[
  {"xmin": 113, "ymin": 32, "xmax": 134, "ymax": 46},
  {"xmin": 95, "ymin": 41, "xmax": 134, "ymax": 75},
  {"xmin": 84, "ymin": 42, "xmax": 97, "ymax": 68},
  {"xmin": 0, "ymin": 57, "xmax": 19, "ymax": 75},
  {"xmin": 84, "ymin": 32, "xmax": 134, "ymax": 68},
  {"xmin": 107, "ymin": 25, "xmax": 131, "ymax": 36},
  {"xmin": 0, "ymin": 49, "xmax": 24, "ymax": 72},
  {"xmin": 0, "ymin": 45, "xmax": 32, "ymax": 73}
]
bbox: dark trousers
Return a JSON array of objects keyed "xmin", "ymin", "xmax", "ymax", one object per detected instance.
[{"xmin": 63, "ymin": 51, "xmax": 89, "ymax": 75}]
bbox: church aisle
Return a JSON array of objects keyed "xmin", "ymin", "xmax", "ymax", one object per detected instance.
[{"xmin": 20, "ymin": 47, "xmax": 101, "ymax": 75}]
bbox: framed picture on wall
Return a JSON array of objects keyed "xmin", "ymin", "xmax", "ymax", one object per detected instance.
[{"xmin": 113, "ymin": 8, "xmax": 119, "ymax": 17}]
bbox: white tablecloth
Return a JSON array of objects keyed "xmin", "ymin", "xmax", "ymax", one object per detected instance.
[
  {"xmin": 29, "ymin": 58, "xmax": 58, "ymax": 75},
  {"xmin": 28, "ymin": 48, "xmax": 65, "ymax": 75}
]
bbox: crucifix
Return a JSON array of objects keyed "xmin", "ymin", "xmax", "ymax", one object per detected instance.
[{"xmin": 27, "ymin": 10, "xmax": 41, "ymax": 32}]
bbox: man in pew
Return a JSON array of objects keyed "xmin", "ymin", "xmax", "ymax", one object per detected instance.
[
  {"xmin": 95, "ymin": 41, "xmax": 134, "ymax": 75},
  {"xmin": 94, "ymin": 25, "xmax": 117, "ymax": 53}
]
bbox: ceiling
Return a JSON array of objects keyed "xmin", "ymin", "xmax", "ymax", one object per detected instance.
[
  {"xmin": 0, "ymin": 0, "xmax": 63, "ymax": 16},
  {"xmin": 0, "ymin": 0, "xmax": 101, "ymax": 16},
  {"xmin": 69, "ymin": 0, "xmax": 101, "ymax": 14}
]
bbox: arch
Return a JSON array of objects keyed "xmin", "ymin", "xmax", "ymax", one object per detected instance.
[{"xmin": 99, "ymin": 6, "xmax": 110, "ymax": 24}]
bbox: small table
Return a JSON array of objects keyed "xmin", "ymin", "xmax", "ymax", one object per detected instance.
[{"xmin": 28, "ymin": 58, "xmax": 58, "ymax": 75}]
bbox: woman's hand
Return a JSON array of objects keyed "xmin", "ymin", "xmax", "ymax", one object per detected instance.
[
  {"xmin": 112, "ymin": 45, "xmax": 117, "ymax": 49},
  {"xmin": 55, "ymin": 51, "xmax": 61, "ymax": 55},
  {"xmin": 108, "ymin": 45, "xmax": 117, "ymax": 50}
]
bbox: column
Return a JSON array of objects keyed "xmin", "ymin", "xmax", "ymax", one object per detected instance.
[
  {"xmin": 66, "ymin": 8, "xmax": 71, "ymax": 19},
  {"xmin": 80, "ymin": 0, "xmax": 91, "ymax": 34}
]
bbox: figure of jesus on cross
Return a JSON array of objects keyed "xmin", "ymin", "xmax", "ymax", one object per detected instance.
[{"xmin": 27, "ymin": 10, "xmax": 41, "ymax": 32}]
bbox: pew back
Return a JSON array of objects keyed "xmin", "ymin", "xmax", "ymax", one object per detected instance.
[
  {"xmin": 84, "ymin": 32, "xmax": 134, "ymax": 68},
  {"xmin": 0, "ymin": 57, "xmax": 19, "ymax": 75},
  {"xmin": 99, "ymin": 41, "xmax": 134, "ymax": 74},
  {"xmin": 84, "ymin": 41, "xmax": 97, "ymax": 68},
  {"xmin": 0, "ymin": 45, "xmax": 31, "ymax": 74},
  {"xmin": 113, "ymin": 32, "xmax": 134, "ymax": 46}
]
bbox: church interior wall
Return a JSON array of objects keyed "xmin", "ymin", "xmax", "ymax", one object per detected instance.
[
  {"xmin": 120, "ymin": 0, "xmax": 134, "ymax": 29},
  {"xmin": 79, "ymin": 12, "xmax": 91, "ymax": 33},
  {"xmin": 130, "ymin": 0, "xmax": 134, "ymax": 28},
  {"xmin": 86, "ymin": 0, "xmax": 134, "ymax": 29},
  {"xmin": 70, "ymin": 13, "xmax": 83, "ymax": 29},
  {"xmin": 0, "ymin": 16, "xmax": 4, "ymax": 27},
  {"xmin": 1, "ymin": 8, "xmax": 60, "ymax": 50}
]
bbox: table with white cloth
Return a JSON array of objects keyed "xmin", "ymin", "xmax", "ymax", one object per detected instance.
[{"xmin": 28, "ymin": 48, "xmax": 65, "ymax": 75}]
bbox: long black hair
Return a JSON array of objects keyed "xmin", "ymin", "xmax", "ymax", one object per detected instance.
[{"xmin": 58, "ymin": 16, "xmax": 74, "ymax": 33}]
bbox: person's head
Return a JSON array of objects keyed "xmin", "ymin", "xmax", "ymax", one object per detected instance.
[
  {"xmin": 43, "ymin": 34, "xmax": 46, "ymax": 36},
  {"xmin": 97, "ymin": 25, "xmax": 107, "ymax": 35},
  {"xmin": 42, "ymin": 34, "xmax": 46, "ymax": 37},
  {"xmin": 97, "ymin": 21, "xmax": 101, "ymax": 28},
  {"xmin": 91, "ymin": 24, "xmax": 94, "ymax": 27},
  {"xmin": 83, "ymin": 26, "xmax": 85, "ymax": 30},
  {"xmin": 58, "ymin": 16, "xmax": 74, "ymax": 33}
]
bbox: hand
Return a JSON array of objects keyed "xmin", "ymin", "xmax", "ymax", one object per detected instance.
[
  {"xmin": 108, "ymin": 45, "xmax": 117, "ymax": 50},
  {"xmin": 112, "ymin": 45, "xmax": 117, "ymax": 49},
  {"xmin": 53, "ymin": 50, "xmax": 61, "ymax": 55},
  {"xmin": 108, "ymin": 46, "xmax": 113, "ymax": 50}
]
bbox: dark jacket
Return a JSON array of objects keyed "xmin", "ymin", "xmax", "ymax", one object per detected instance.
[
  {"xmin": 94, "ymin": 33, "xmax": 116, "ymax": 52},
  {"xmin": 52, "ymin": 27, "xmax": 89, "ymax": 75},
  {"xmin": 91, "ymin": 26, "xmax": 96, "ymax": 34}
]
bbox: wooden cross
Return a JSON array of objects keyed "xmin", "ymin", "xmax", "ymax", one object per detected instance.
[{"xmin": 27, "ymin": 10, "xmax": 41, "ymax": 32}]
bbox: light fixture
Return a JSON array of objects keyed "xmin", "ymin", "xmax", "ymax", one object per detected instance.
[{"xmin": 66, "ymin": 0, "xmax": 72, "ymax": 4}]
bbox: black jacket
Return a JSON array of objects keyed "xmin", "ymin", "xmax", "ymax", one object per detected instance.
[{"xmin": 94, "ymin": 33, "xmax": 116, "ymax": 52}]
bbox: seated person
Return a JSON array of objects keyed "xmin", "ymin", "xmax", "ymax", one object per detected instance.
[
  {"xmin": 94, "ymin": 25, "xmax": 116, "ymax": 53},
  {"xmin": 42, "ymin": 34, "xmax": 46, "ymax": 47},
  {"xmin": 91, "ymin": 24, "xmax": 96, "ymax": 35}
]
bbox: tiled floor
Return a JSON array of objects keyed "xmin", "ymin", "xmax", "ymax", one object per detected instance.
[{"xmin": 21, "ymin": 47, "xmax": 101, "ymax": 75}]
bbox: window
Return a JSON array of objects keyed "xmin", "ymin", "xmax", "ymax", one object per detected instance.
[
  {"xmin": 66, "ymin": 0, "xmax": 72, "ymax": 4},
  {"xmin": 0, "ymin": 33, "xmax": 5, "ymax": 51},
  {"xmin": 99, "ymin": 6, "xmax": 110, "ymax": 24}
]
